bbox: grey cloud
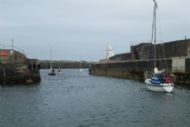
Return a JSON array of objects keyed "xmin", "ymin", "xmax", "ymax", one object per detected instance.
[{"xmin": 0, "ymin": 0, "xmax": 189, "ymax": 61}]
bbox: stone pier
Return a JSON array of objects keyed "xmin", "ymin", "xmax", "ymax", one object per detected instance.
[{"xmin": 90, "ymin": 57, "xmax": 190, "ymax": 86}]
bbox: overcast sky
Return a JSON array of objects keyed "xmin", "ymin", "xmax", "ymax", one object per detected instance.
[{"xmin": 0, "ymin": 0, "xmax": 189, "ymax": 61}]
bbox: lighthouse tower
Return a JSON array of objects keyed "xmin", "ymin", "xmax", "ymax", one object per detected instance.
[{"xmin": 106, "ymin": 45, "xmax": 114, "ymax": 59}]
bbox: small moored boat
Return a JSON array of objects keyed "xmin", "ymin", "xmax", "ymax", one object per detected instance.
[{"xmin": 48, "ymin": 67, "xmax": 56, "ymax": 76}]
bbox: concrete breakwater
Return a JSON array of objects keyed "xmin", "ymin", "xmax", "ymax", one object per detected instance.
[
  {"xmin": 90, "ymin": 57, "xmax": 190, "ymax": 85},
  {"xmin": 0, "ymin": 49, "xmax": 41, "ymax": 85},
  {"xmin": 40, "ymin": 60, "xmax": 91, "ymax": 69},
  {"xmin": 89, "ymin": 39, "xmax": 190, "ymax": 85}
]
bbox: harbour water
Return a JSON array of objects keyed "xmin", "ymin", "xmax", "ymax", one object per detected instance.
[{"xmin": 0, "ymin": 69, "xmax": 190, "ymax": 127}]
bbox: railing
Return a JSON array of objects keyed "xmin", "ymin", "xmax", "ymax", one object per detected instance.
[{"xmin": 0, "ymin": 42, "xmax": 26, "ymax": 56}]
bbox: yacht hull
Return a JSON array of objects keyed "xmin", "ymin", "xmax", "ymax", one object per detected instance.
[{"xmin": 145, "ymin": 79, "xmax": 174, "ymax": 92}]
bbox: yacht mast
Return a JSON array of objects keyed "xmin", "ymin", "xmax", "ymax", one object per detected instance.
[
  {"xmin": 152, "ymin": 0, "xmax": 158, "ymax": 68},
  {"xmin": 50, "ymin": 46, "xmax": 53, "ymax": 68}
]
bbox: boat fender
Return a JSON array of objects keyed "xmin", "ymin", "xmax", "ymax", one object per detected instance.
[{"xmin": 164, "ymin": 75, "xmax": 172, "ymax": 83}]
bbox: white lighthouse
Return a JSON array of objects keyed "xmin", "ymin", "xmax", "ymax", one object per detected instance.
[{"xmin": 106, "ymin": 45, "xmax": 114, "ymax": 59}]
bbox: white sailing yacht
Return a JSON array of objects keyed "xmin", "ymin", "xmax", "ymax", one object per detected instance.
[
  {"xmin": 48, "ymin": 66, "xmax": 56, "ymax": 76},
  {"xmin": 145, "ymin": 0, "xmax": 174, "ymax": 92},
  {"xmin": 48, "ymin": 46, "xmax": 56, "ymax": 76}
]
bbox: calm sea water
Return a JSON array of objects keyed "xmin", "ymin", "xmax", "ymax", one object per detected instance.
[{"xmin": 0, "ymin": 69, "xmax": 190, "ymax": 127}]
